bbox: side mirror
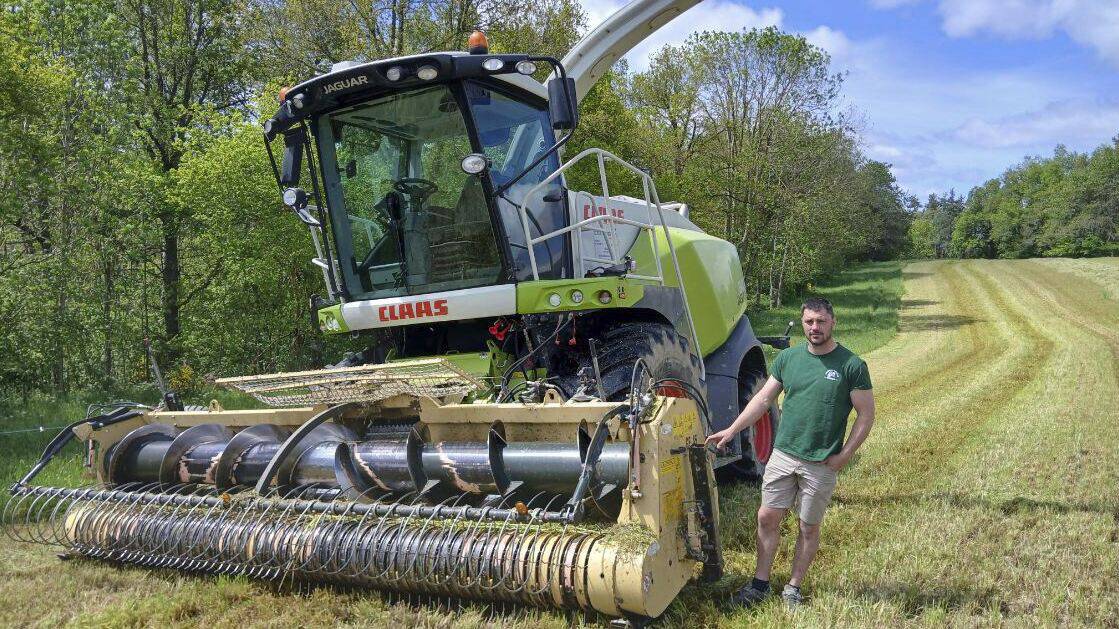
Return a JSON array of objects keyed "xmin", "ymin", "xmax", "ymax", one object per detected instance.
[
  {"xmin": 547, "ymin": 77, "xmax": 578, "ymax": 131},
  {"xmin": 280, "ymin": 128, "xmax": 305, "ymax": 186}
]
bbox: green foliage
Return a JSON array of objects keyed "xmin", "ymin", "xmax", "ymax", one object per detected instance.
[
  {"xmin": 906, "ymin": 217, "xmax": 936, "ymax": 258},
  {"xmin": 914, "ymin": 142, "xmax": 1119, "ymax": 260}
]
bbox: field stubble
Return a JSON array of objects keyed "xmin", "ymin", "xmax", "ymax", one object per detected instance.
[{"xmin": 0, "ymin": 258, "xmax": 1117, "ymax": 627}]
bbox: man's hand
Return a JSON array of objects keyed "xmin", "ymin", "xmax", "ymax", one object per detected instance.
[
  {"xmin": 705, "ymin": 428, "xmax": 737, "ymax": 450},
  {"xmin": 824, "ymin": 388, "xmax": 875, "ymax": 473},
  {"xmin": 704, "ymin": 376, "xmax": 782, "ymax": 451},
  {"xmin": 823, "ymin": 453, "xmax": 849, "ymax": 473}
]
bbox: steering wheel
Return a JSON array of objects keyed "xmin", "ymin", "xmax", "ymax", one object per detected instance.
[{"xmin": 392, "ymin": 177, "xmax": 439, "ymax": 200}]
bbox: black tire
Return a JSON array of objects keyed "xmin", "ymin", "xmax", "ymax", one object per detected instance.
[
  {"xmin": 562, "ymin": 322, "xmax": 704, "ymax": 403},
  {"xmin": 727, "ymin": 370, "xmax": 779, "ymax": 480}
]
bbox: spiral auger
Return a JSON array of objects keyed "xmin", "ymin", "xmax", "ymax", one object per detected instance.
[{"xmin": 5, "ymin": 384, "xmax": 722, "ymax": 620}]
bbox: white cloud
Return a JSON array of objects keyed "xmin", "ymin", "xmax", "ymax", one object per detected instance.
[
  {"xmin": 581, "ymin": 1, "xmax": 784, "ymax": 72},
  {"xmin": 869, "ymin": 0, "xmax": 1119, "ymax": 65},
  {"xmin": 804, "ymin": 26, "xmax": 853, "ymax": 61},
  {"xmin": 950, "ymin": 99, "xmax": 1119, "ymax": 149},
  {"xmin": 870, "ymin": 0, "xmax": 1119, "ymax": 66}
]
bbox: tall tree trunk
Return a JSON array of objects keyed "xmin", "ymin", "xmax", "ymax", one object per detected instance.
[
  {"xmin": 767, "ymin": 234, "xmax": 778, "ymax": 307},
  {"xmin": 52, "ymin": 287, "xmax": 67, "ymax": 395},
  {"xmin": 775, "ymin": 239, "xmax": 788, "ymax": 308},
  {"xmin": 102, "ymin": 252, "xmax": 115, "ymax": 387},
  {"xmin": 161, "ymin": 214, "xmax": 181, "ymax": 362}
]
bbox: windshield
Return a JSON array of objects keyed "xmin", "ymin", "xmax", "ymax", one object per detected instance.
[
  {"xmin": 319, "ymin": 85, "xmax": 502, "ymax": 299},
  {"xmin": 466, "ymin": 81, "xmax": 568, "ymax": 280}
]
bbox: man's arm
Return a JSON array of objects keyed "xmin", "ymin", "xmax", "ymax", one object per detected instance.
[
  {"xmin": 705, "ymin": 375, "xmax": 783, "ymax": 449},
  {"xmin": 824, "ymin": 388, "xmax": 875, "ymax": 472}
]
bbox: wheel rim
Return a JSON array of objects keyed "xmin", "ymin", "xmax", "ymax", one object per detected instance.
[
  {"xmin": 655, "ymin": 380, "xmax": 688, "ymax": 398},
  {"xmin": 752, "ymin": 410, "xmax": 774, "ymax": 463}
]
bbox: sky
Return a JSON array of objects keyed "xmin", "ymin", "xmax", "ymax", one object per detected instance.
[{"xmin": 579, "ymin": 0, "xmax": 1119, "ymax": 200}]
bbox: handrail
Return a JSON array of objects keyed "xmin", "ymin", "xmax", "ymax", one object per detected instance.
[{"xmin": 515, "ymin": 147, "xmax": 704, "ymax": 379}]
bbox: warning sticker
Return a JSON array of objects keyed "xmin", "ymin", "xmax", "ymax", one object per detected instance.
[
  {"xmin": 659, "ymin": 456, "xmax": 681, "ymax": 481},
  {"xmin": 662, "ymin": 485, "xmax": 683, "ymax": 524},
  {"xmin": 659, "ymin": 456, "xmax": 683, "ymax": 523},
  {"xmin": 673, "ymin": 411, "xmax": 698, "ymax": 439}
]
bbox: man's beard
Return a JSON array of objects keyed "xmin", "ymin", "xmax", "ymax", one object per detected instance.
[{"xmin": 807, "ymin": 331, "xmax": 832, "ymax": 347}]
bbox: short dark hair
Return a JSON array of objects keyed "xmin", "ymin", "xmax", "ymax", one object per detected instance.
[{"xmin": 801, "ymin": 297, "xmax": 834, "ymax": 318}]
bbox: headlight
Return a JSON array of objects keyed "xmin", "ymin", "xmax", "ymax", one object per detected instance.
[
  {"xmin": 597, "ymin": 290, "xmax": 612, "ymax": 304},
  {"xmin": 515, "ymin": 60, "xmax": 537, "ymax": 75},
  {"xmin": 570, "ymin": 290, "xmax": 584, "ymax": 304},
  {"xmin": 416, "ymin": 65, "xmax": 438, "ymax": 80},
  {"xmin": 482, "ymin": 58, "xmax": 504, "ymax": 71},
  {"xmin": 385, "ymin": 66, "xmax": 403, "ymax": 81},
  {"xmin": 282, "ymin": 187, "xmax": 307, "ymax": 208},
  {"xmin": 461, "ymin": 153, "xmax": 489, "ymax": 175},
  {"xmin": 547, "ymin": 293, "xmax": 562, "ymax": 307}
]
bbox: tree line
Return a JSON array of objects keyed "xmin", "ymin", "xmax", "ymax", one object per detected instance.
[
  {"xmin": 908, "ymin": 142, "xmax": 1119, "ymax": 259},
  {"xmin": 1, "ymin": 0, "xmax": 909, "ymax": 400}
]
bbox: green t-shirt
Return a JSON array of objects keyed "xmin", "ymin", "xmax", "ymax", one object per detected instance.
[{"xmin": 770, "ymin": 343, "xmax": 872, "ymax": 461}]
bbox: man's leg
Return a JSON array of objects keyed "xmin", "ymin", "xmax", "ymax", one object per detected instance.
[
  {"xmin": 732, "ymin": 450, "xmax": 797, "ymax": 607},
  {"xmin": 782, "ymin": 460, "xmax": 838, "ymax": 606},
  {"xmin": 756, "ymin": 450, "xmax": 797, "ymax": 581},
  {"xmin": 788, "ymin": 520, "xmax": 821, "ymax": 586},
  {"xmin": 754, "ymin": 505, "xmax": 787, "ymax": 581}
]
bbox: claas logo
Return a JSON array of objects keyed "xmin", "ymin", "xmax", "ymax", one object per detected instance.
[
  {"xmin": 378, "ymin": 299, "xmax": 449, "ymax": 322},
  {"xmin": 582, "ymin": 204, "xmax": 624, "ymax": 220}
]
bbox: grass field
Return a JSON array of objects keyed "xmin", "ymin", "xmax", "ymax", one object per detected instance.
[{"xmin": 1, "ymin": 258, "xmax": 1117, "ymax": 627}]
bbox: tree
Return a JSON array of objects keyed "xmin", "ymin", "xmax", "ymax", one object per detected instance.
[
  {"xmin": 858, "ymin": 160, "xmax": 911, "ymax": 261},
  {"xmin": 114, "ymin": 0, "xmax": 258, "ymax": 363}
]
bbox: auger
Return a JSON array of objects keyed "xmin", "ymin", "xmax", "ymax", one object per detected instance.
[{"xmin": 6, "ymin": 0, "xmax": 793, "ymax": 621}]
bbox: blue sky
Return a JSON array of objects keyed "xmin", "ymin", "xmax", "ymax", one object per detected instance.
[{"xmin": 582, "ymin": 0, "xmax": 1119, "ymax": 200}]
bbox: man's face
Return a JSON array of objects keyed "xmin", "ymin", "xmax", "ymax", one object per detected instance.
[{"xmin": 801, "ymin": 308, "xmax": 835, "ymax": 347}]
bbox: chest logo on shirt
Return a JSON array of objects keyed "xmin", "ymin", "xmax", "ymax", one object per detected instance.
[{"xmin": 824, "ymin": 369, "xmax": 841, "ymax": 381}]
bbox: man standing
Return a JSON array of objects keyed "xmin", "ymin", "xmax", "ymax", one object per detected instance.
[{"xmin": 707, "ymin": 297, "xmax": 875, "ymax": 608}]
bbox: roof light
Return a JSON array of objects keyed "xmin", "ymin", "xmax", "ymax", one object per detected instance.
[
  {"xmin": 385, "ymin": 66, "xmax": 403, "ymax": 81},
  {"xmin": 330, "ymin": 60, "xmax": 362, "ymax": 73},
  {"xmin": 416, "ymin": 65, "xmax": 438, "ymax": 81},
  {"xmin": 468, "ymin": 30, "xmax": 489, "ymax": 55},
  {"xmin": 515, "ymin": 60, "xmax": 537, "ymax": 75},
  {"xmin": 482, "ymin": 57, "xmax": 504, "ymax": 71}
]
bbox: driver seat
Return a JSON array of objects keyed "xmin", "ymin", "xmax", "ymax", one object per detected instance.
[{"xmin": 426, "ymin": 178, "xmax": 499, "ymax": 282}]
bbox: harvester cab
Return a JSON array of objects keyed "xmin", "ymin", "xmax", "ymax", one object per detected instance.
[
  {"xmin": 265, "ymin": 47, "xmax": 579, "ymax": 305},
  {"xmin": 6, "ymin": 0, "xmax": 785, "ymax": 622}
]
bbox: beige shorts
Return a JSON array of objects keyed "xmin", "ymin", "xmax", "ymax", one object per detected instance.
[{"xmin": 761, "ymin": 449, "xmax": 838, "ymax": 525}]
